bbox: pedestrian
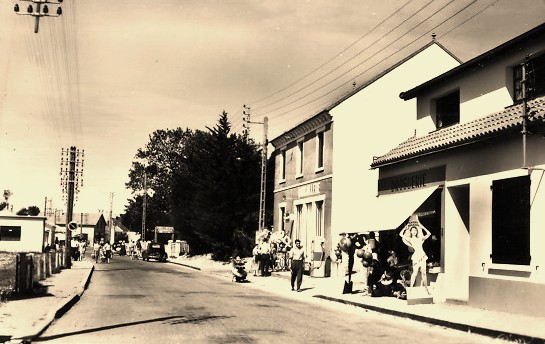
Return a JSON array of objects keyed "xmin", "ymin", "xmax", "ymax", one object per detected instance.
[
  {"xmin": 93, "ymin": 241, "xmax": 100, "ymax": 263},
  {"xmin": 252, "ymin": 244, "xmax": 260, "ymax": 276},
  {"xmin": 78, "ymin": 240, "xmax": 86, "ymax": 261},
  {"xmin": 259, "ymin": 237, "xmax": 271, "ymax": 276},
  {"xmin": 399, "ymin": 214, "xmax": 431, "ymax": 290},
  {"xmin": 289, "ymin": 239, "xmax": 306, "ymax": 292},
  {"xmin": 104, "ymin": 241, "xmax": 112, "ymax": 264}
]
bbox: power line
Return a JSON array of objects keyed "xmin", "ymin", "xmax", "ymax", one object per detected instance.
[
  {"xmin": 254, "ymin": 0, "xmax": 465, "ymax": 121},
  {"xmin": 252, "ymin": 0, "xmax": 480, "ymax": 127},
  {"xmin": 248, "ymin": 0, "xmax": 418, "ymax": 108}
]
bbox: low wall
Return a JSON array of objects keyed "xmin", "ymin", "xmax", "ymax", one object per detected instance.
[{"xmin": 469, "ymin": 276, "xmax": 545, "ymax": 317}]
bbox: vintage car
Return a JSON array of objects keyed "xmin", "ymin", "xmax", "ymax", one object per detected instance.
[{"xmin": 142, "ymin": 242, "xmax": 168, "ymax": 262}]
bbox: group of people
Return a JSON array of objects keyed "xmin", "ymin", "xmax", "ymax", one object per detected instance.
[
  {"xmin": 92, "ymin": 239, "xmax": 112, "ymax": 263},
  {"xmin": 357, "ymin": 214, "xmax": 432, "ymax": 299},
  {"xmin": 252, "ymin": 228, "xmax": 307, "ymax": 292}
]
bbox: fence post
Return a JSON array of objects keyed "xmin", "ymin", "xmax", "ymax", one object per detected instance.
[{"xmin": 28, "ymin": 254, "xmax": 34, "ymax": 292}]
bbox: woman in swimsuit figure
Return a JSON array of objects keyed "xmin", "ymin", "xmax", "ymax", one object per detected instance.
[{"xmin": 399, "ymin": 215, "xmax": 431, "ymax": 290}]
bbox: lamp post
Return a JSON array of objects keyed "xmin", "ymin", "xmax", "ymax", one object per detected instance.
[{"xmin": 13, "ymin": 0, "xmax": 63, "ymax": 33}]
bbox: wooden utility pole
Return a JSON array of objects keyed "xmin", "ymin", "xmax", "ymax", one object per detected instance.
[{"xmin": 242, "ymin": 106, "xmax": 269, "ymax": 240}]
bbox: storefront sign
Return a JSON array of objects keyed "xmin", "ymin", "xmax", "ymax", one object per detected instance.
[
  {"xmin": 298, "ymin": 182, "xmax": 320, "ymax": 198},
  {"xmin": 155, "ymin": 226, "xmax": 174, "ymax": 234},
  {"xmin": 378, "ymin": 166, "xmax": 445, "ymax": 194}
]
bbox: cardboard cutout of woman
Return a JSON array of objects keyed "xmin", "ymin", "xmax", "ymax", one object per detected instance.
[{"xmin": 399, "ymin": 214, "xmax": 431, "ymax": 290}]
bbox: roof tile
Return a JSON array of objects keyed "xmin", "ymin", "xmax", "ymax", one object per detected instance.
[{"xmin": 371, "ymin": 96, "xmax": 545, "ymax": 167}]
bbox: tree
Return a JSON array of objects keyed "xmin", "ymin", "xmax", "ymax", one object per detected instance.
[
  {"xmin": 16, "ymin": 206, "xmax": 41, "ymax": 216},
  {"xmin": 121, "ymin": 112, "xmax": 262, "ymax": 260}
]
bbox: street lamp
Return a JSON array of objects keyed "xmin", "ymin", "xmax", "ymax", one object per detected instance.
[{"xmin": 13, "ymin": 0, "xmax": 63, "ymax": 33}]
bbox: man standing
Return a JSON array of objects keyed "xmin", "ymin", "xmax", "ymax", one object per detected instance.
[{"xmin": 289, "ymin": 239, "xmax": 306, "ymax": 292}]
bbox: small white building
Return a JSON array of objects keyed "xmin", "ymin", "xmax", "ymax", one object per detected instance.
[{"xmin": 0, "ymin": 209, "xmax": 46, "ymax": 252}]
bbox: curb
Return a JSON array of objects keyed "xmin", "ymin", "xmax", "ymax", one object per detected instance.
[
  {"xmin": 314, "ymin": 295, "xmax": 540, "ymax": 343},
  {"xmin": 25, "ymin": 265, "xmax": 95, "ymax": 344}
]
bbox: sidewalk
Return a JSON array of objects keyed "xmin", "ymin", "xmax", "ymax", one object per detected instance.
[
  {"xmin": 169, "ymin": 255, "xmax": 545, "ymax": 343},
  {"xmin": 0, "ymin": 259, "xmax": 94, "ymax": 344}
]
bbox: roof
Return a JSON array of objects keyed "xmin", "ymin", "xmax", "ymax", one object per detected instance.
[
  {"xmin": 55, "ymin": 212, "xmax": 106, "ymax": 226},
  {"xmin": 371, "ymin": 95, "xmax": 545, "ymax": 168},
  {"xmin": 271, "ymin": 40, "xmax": 459, "ymax": 147},
  {"xmin": 400, "ymin": 22, "xmax": 545, "ymax": 100}
]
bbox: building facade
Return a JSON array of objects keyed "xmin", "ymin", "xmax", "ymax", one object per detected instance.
[
  {"xmin": 371, "ymin": 23, "xmax": 545, "ymax": 317},
  {"xmin": 0, "ymin": 209, "xmax": 46, "ymax": 252},
  {"xmin": 270, "ymin": 40, "xmax": 460, "ymax": 277}
]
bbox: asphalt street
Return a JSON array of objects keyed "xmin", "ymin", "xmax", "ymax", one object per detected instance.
[{"xmin": 34, "ymin": 255, "xmax": 504, "ymax": 344}]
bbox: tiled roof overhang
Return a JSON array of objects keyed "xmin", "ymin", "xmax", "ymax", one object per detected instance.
[
  {"xmin": 270, "ymin": 111, "xmax": 332, "ymax": 148},
  {"xmin": 371, "ymin": 96, "xmax": 545, "ymax": 168}
]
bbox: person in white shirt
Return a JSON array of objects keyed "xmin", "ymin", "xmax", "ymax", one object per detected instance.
[{"xmin": 289, "ymin": 239, "xmax": 306, "ymax": 291}]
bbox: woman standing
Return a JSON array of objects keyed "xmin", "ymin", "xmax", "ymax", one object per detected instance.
[{"xmin": 399, "ymin": 215, "xmax": 431, "ymax": 290}]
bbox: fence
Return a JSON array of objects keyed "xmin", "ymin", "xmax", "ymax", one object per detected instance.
[{"xmin": 14, "ymin": 250, "xmax": 67, "ymax": 295}]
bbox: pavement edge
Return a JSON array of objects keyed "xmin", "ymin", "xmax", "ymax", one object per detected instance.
[
  {"xmin": 314, "ymin": 295, "xmax": 541, "ymax": 343},
  {"xmin": 28, "ymin": 265, "xmax": 96, "ymax": 343}
]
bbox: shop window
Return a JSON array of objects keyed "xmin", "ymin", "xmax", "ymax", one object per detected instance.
[
  {"xmin": 0, "ymin": 226, "xmax": 22, "ymax": 241},
  {"xmin": 435, "ymin": 90, "xmax": 460, "ymax": 129},
  {"xmin": 296, "ymin": 141, "xmax": 303, "ymax": 177},
  {"xmin": 492, "ymin": 175, "xmax": 531, "ymax": 265},
  {"xmin": 514, "ymin": 53, "xmax": 545, "ymax": 102},
  {"xmin": 316, "ymin": 131, "xmax": 324, "ymax": 171}
]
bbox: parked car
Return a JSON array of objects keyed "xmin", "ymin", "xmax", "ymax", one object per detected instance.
[{"xmin": 142, "ymin": 242, "xmax": 168, "ymax": 262}]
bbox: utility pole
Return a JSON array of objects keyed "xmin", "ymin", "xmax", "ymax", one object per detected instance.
[
  {"xmin": 60, "ymin": 146, "xmax": 84, "ymax": 268},
  {"xmin": 13, "ymin": 0, "xmax": 63, "ymax": 33},
  {"xmin": 243, "ymin": 105, "xmax": 269, "ymax": 240},
  {"xmin": 109, "ymin": 192, "xmax": 114, "ymax": 244},
  {"xmin": 142, "ymin": 171, "xmax": 147, "ymax": 242}
]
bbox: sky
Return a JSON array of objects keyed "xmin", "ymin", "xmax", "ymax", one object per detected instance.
[{"xmin": 1, "ymin": 0, "xmax": 545, "ymax": 218}]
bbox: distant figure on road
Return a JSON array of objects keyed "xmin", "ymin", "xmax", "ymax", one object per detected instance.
[
  {"xmin": 289, "ymin": 239, "xmax": 306, "ymax": 292},
  {"xmin": 104, "ymin": 242, "xmax": 112, "ymax": 264},
  {"xmin": 78, "ymin": 240, "xmax": 86, "ymax": 261},
  {"xmin": 93, "ymin": 241, "xmax": 100, "ymax": 263}
]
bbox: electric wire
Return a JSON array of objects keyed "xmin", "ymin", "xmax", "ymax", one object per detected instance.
[
  {"xmin": 256, "ymin": 0, "xmax": 465, "ymax": 121},
  {"xmin": 248, "ymin": 0, "xmax": 417, "ymax": 108}
]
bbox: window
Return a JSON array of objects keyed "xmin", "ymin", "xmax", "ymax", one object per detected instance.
[
  {"xmin": 491, "ymin": 175, "xmax": 531, "ymax": 265},
  {"xmin": 280, "ymin": 149, "xmax": 286, "ymax": 181},
  {"xmin": 296, "ymin": 141, "xmax": 303, "ymax": 177},
  {"xmin": 279, "ymin": 206, "xmax": 286, "ymax": 232},
  {"xmin": 0, "ymin": 226, "xmax": 22, "ymax": 241},
  {"xmin": 315, "ymin": 201, "xmax": 323, "ymax": 237},
  {"xmin": 435, "ymin": 91, "xmax": 460, "ymax": 129},
  {"xmin": 514, "ymin": 53, "xmax": 545, "ymax": 102},
  {"xmin": 316, "ymin": 131, "xmax": 324, "ymax": 171}
]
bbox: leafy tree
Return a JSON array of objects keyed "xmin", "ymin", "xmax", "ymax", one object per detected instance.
[
  {"xmin": 121, "ymin": 112, "xmax": 262, "ymax": 260},
  {"xmin": 16, "ymin": 206, "xmax": 41, "ymax": 216}
]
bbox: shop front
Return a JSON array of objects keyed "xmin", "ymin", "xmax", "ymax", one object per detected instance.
[
  {"xmin": 274, "ymin": 177, "xmax": 332, "ymax": 277},
  {"xmin": 338, "ymin": 165, "xmax": 446, "ymax": 301}
]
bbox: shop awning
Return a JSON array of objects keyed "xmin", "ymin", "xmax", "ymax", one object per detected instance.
[{"xmin": 363, "ymin": 186, "xmax": 440, "ymax": 232}]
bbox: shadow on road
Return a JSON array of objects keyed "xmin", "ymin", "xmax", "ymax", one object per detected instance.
[{"xmin": 34, "ymin": 315, "xmax": 234, "ymax": 342}]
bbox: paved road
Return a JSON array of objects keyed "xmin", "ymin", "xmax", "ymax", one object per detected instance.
[{"xmin": 35, "ymin": 255, "xmax": 503, "ymax": 344}]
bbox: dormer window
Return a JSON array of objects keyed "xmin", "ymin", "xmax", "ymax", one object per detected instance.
[
  {"xmin": 514, "ymin": 53, "xmax": 545, "ymax": 102},
  {"xmin": 435, "ymin": 90, "xmax": 460, "ymax": 129}
]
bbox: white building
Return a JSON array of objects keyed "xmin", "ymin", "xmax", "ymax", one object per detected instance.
[
  {"xmin": 0, "ymin": 209, "xmax": 46, "ymax": 252},
  {"xmin": 370, "ymin": 22, "xmax": 545, "ymax": 317}
]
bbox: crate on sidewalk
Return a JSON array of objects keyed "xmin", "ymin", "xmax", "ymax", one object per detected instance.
[{"xmin": 406, "ymin": 286, "xmax": 433, "ymax": 305}]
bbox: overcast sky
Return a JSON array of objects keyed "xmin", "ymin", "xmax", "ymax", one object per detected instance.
[{"xmin": 1, "ymin": 0, "xmax": 544, "ymax": 217}]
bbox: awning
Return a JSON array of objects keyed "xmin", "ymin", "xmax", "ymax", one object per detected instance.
[{"xmin": 363, "ymin": 186, "xmax": 440, "ymax": 232}]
